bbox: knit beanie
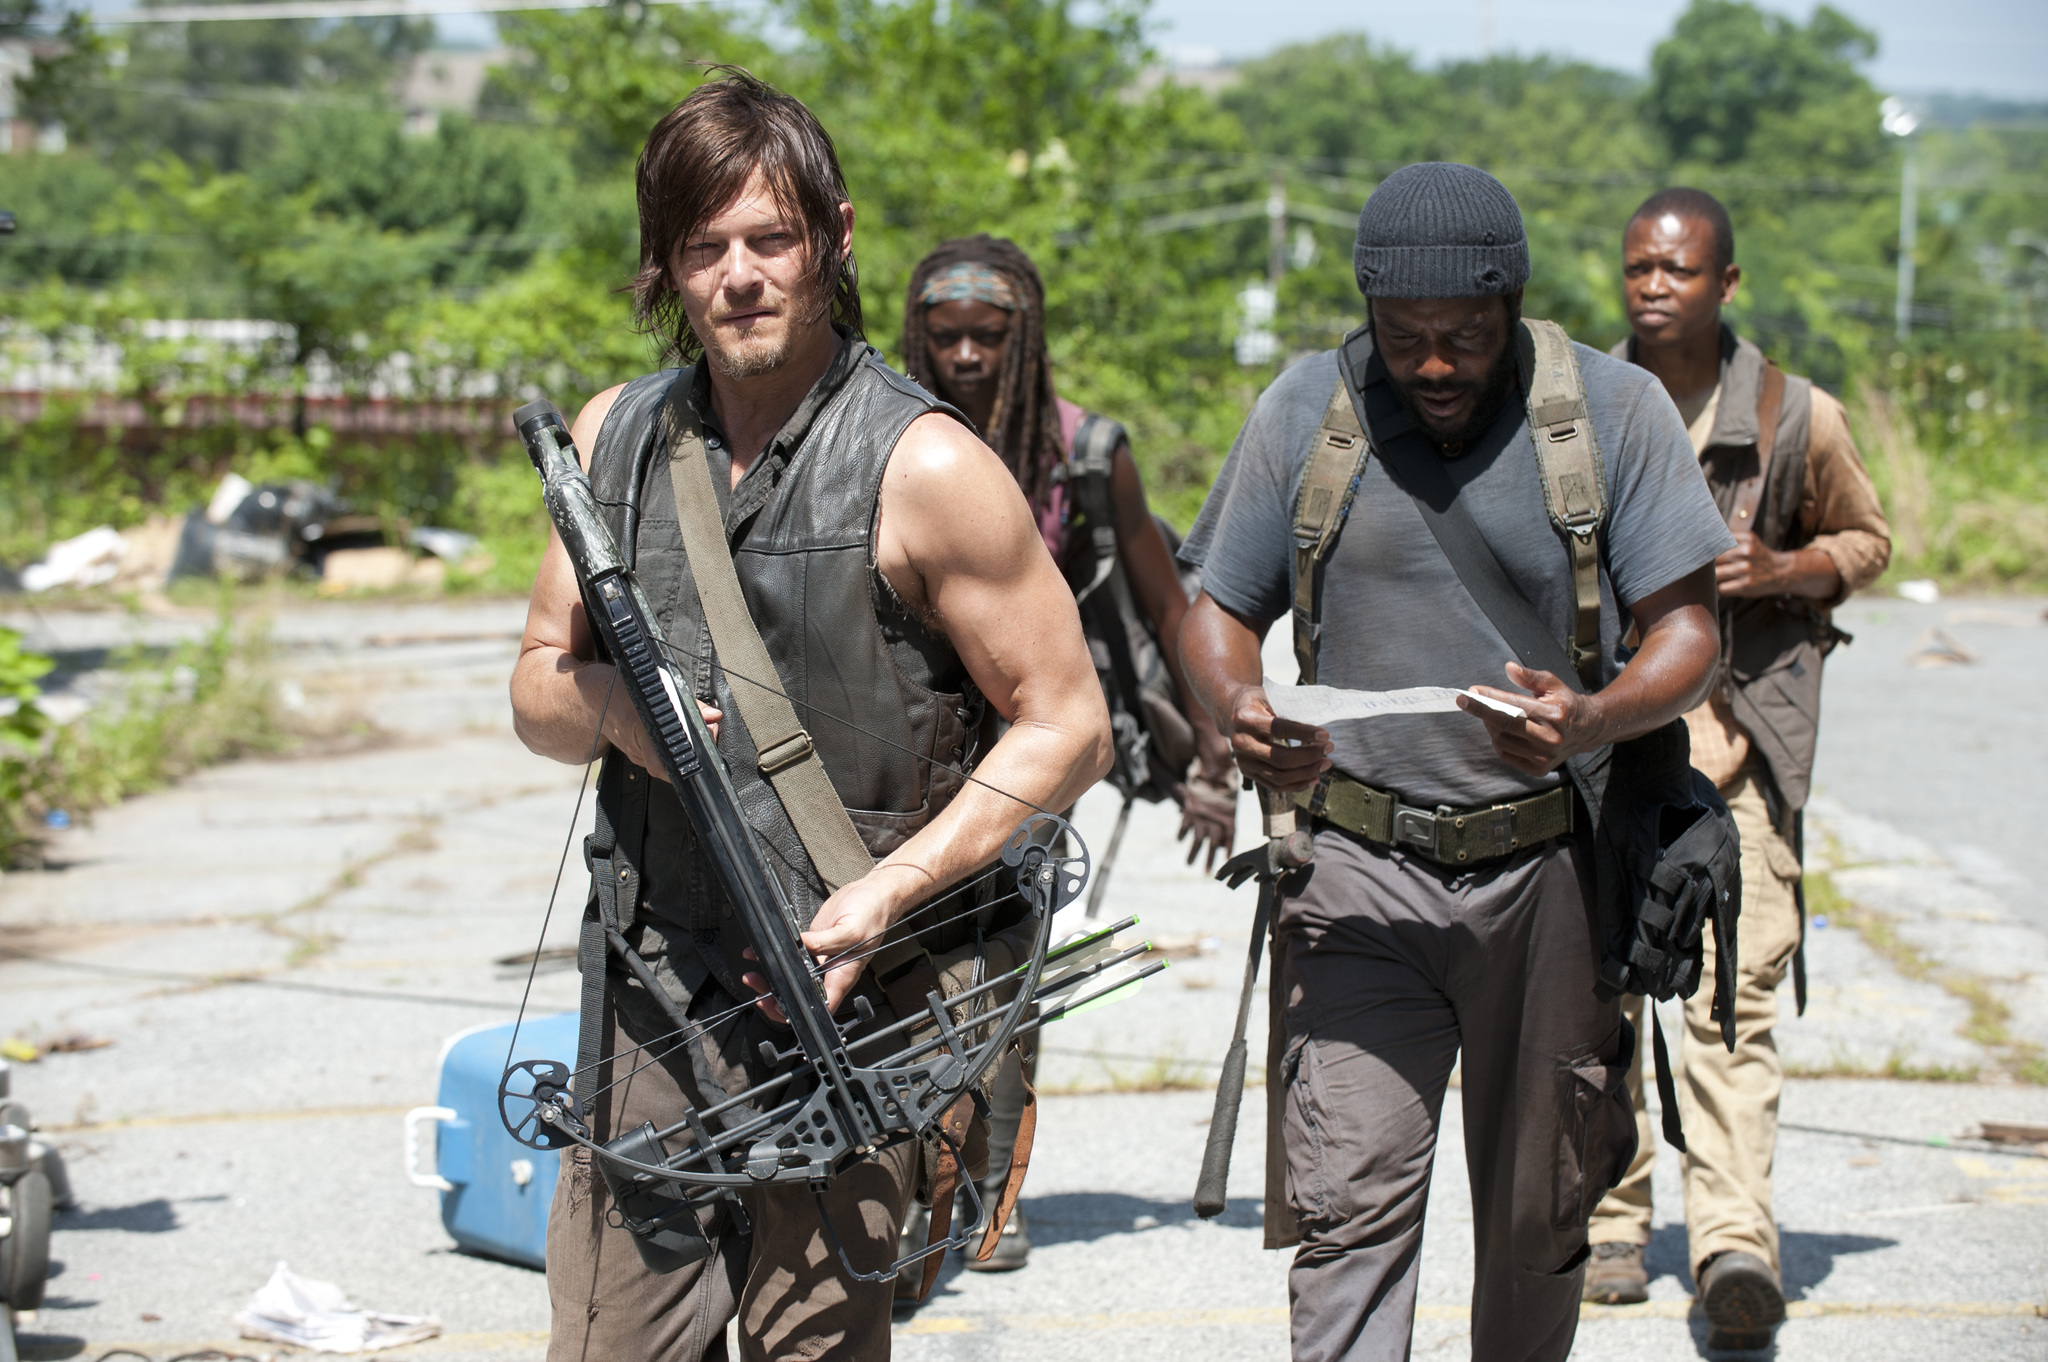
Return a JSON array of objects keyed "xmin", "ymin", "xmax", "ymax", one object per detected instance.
[{"xmin": 1353, "ymin": 162, "xmax": 1530, "ymax": 299}]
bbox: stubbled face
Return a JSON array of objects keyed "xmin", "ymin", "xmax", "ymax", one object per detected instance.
[
  {"xmin": 922, "ymin": 298, "xmax": 1013, "ymax": 410},
  {"xmin": 1371, "ymin": 294, "xmax": 1520, "ymax": 448},
  {"xmin": 1622, "ymin": 212, "xmax": 1739, "ymax": 350},
  {"xmin": 670, "ymin": 169, "xmax": 849, "ymax": 379}
]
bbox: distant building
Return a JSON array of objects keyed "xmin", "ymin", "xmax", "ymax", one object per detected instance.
[
  {"xmin": 398, "ymin": 47, "xmax": 509, "ymax": 137},
  {"xmin": 0, "ymin": 35, "xmax": 67, "ymax": 155}
]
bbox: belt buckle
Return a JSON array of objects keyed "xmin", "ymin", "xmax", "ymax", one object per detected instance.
[{"xmin": 1391, "ymin": 803, "xmax": 1442, "ymax": 858}]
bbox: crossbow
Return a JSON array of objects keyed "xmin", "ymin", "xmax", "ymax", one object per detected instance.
[{"xmin": 498, "ymin": 398, "xmax": 1166, "ymax": 1283}]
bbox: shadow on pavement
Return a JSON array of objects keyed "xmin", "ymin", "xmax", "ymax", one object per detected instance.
[
  {"xmin": 1642, "ymin": 1223, "xmax": 1893, "ymax": 1296},
  {"xmin": 1024, "ymin": 1190, "xmax": 1263, "ymax": 1244},
  {"xmin": 1780, "ymin": 1229, "xmax": 1895, "ymax": 1294},
  {"xmin": 52, "ymin": 1196, "xmax": 200, "ymax": 1233}
]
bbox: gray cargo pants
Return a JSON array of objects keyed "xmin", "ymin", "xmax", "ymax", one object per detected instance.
[
  {"xmin": 1278, "ymin": 829, "xmax": 1636, "ymax": 1362},
  {"xmin": 545, "ymin": 958, "xmax": 917, "ymax": 1362}
]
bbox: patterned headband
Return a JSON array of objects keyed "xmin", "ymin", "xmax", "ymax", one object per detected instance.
[{"xmin": 918, "ymin": 261, "xmax": 1019, "ymax": 311}]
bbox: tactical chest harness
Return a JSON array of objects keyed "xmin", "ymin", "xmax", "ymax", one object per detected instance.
[
  {"xmin": 1285, "ymin": 320, "xmax": 1598, "ymax": 867},
  {"xmin": 498, "ymin": 395, "xmax": 1165, "ymax": 1298}
]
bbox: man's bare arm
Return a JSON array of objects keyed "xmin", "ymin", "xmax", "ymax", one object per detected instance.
[
  {"xmin": 1178, "ymin": 591, "xmax": 1333, "ymax": 793},
  {"xmin": 509, "ymin": 383, "xmax": 720, "ymax": 775},
  {"xmin": 1460, "ymin": 564, "xmax": 1719, "ymax": 776},
  {"xmin": 792, "ymin": 411, "xmax": 1113, "ymax": 1008}
]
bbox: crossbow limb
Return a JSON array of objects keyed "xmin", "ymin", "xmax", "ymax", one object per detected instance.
[{"xmin": 503, "ymin": 398, "xmax": 1165, "ymax": 1280}]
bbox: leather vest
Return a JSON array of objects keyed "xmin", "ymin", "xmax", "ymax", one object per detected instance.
[{"xmin": 583, "ymin": 336, "xmax": 989, "ymax": 996}]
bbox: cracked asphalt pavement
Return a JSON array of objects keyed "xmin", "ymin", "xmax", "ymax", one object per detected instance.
[{"xmin": 0, "ymin": 593, "xmax": 2043, "ymax": 1361}]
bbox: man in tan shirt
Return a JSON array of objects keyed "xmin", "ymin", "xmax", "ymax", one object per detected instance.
[{"xmin": 1583, "ymin": 187, "xmax": 1890, "ymax": 1349}]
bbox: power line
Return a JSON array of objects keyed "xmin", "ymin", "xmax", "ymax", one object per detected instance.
[{"xmin": 93, "ymin": 0, "xmax": 715, "ymax": 23}]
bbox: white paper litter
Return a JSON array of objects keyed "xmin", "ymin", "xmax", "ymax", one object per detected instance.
[
  {"xmin": 1264, "ymin": 678, "xmax": 1529, "ymax": 726},
  {"xmin": 21, "ymin": 526, "xmax": 126, "ymax": 592},
  {"xmin": 234, "ymin": 1262, "xmax": 441, "ymax": 1354}
]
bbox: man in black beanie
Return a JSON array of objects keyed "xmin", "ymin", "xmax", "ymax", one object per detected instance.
[{"xmin": 1177, "ymin": 163, "xmax": 1734, "ymax": 1358}]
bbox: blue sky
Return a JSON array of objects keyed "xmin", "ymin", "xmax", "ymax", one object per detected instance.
[
  {"xmin": 1139, "ymin": 0, "xmax": 2047, "ymax": 101},
  {"xmin": 80, "ymin": 0, "xmax": 2048, "ymax": 102}
]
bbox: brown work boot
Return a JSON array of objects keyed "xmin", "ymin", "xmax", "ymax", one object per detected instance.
[
  {"xmin": 1697, "ymin": 1251, "xmax": 1785, "ymax": 1352},
  {"xmin": 1582, "ymin": 1241, "xmax": 1649, "ymax": 1304}
]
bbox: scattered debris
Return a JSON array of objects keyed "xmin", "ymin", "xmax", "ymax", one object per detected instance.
[
  {"xmin": 20, "ymin": 526, "xmax": 126, "ymax": 592},
  {"xmin": 1906, "ymin": 628, "xmax": 1979, "ymax": 668},
  {"xmin": 175, "ymin": 479, "xmax": 356, "ymax": 584},
  {"xmin": 233, "ymin": 1262, "xmax": 441, "ymax": 1354},
  {"xmin": 317, "ymin": 548, "xmax": 443, "ymax": 596},
  {"xmin": 1895, "ymin": 578, "xmax": 1941, "ymax": 604},
  {"xmin": 407, "ymin": 527, "xmax": 479, "ymax": 562},
  {"xmin": 0, "ymin": 1038, "xmax": 38, "ymax": 1063},
  {"xmin": 40, "ymin": 1032, "xmax": 113, "ymax": 1054},
  {"xmin": 1977, "ymin": 1120, "xmax": 2048, "ymax": 1146}
]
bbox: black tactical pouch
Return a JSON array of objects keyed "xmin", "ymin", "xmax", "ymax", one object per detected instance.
[{"xmin": 1572, "ymin": 721, "xmax": 1742, "ymax": 1153}]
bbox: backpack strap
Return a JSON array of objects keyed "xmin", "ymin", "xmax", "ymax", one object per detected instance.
[
  {"xmin": 661, "ymin": 388, "xmax": 875, "ymax": 893},
  {"xmin": 1068, "ymin": 413, "xmax": 1128, "ymax": 606},
  {"xmin": 1289, "ymin": 378, "xmax": 1372, "ymax": 686},
  {"xmin": 1518, "ymin": 319, "xmax": 1607, "ymax": 690}
]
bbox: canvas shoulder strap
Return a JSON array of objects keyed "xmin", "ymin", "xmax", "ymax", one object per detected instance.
[
  {"xmin": 662, "ymin": 394, "xmax": 875, "ymax": 893},
  {"xmin": 1518, "ymin": 319, "xmax": 1607, "ymax": 690},
  {"xmin": 1289, "ymin": 377, "xmax": 1372, "ymax": 687}
]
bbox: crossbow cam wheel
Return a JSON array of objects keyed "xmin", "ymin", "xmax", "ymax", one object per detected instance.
[{"xmin": 499, "ymin": 1059, "xmax": 584, "ymax": 1151}]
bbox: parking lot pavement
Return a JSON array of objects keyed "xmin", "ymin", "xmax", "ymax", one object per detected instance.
[{"xmin": 2, "ymin": 595, "xmax": 2045, "ymax": 1362}]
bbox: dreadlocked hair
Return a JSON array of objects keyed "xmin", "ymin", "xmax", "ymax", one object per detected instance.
[{"xmin": 901, "ymin": 235, "xmax": 1064, "ymax": 513}]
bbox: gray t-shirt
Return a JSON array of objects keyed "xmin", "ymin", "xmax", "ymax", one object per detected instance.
[{"xmin": 1181, "ymin": 331, "xmax": 1733, "ymax": 808}]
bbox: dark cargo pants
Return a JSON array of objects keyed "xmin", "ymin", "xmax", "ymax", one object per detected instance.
[
  {"xmin": 545, "ymin": 964, "xmax": 917, "ymax": 1362},
  {"xmin": 1278, "ymin": 829, "xmax": 1635, "ymax": 1362}
]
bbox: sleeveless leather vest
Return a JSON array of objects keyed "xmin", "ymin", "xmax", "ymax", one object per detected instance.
[{"xmin": 584, "ymin": 335, "xmax": 989, "ymax": 996}]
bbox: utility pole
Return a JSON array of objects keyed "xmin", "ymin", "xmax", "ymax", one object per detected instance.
[
  {"xmin": 1267, "ymin": 169, "xmax": 1287, "ymax": 290},
  {"xmin": 1479, "ymin": 0, "xmax": 1494, "ymax": 61},
  {"xmin": 1882, "ymin": 96, "xmax": 1920, "ymax": 343}
]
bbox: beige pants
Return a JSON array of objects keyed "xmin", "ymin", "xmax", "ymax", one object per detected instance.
[{"xmin": 1587, "ymin": 766, "xmax": 1805, "ymax": 1278}]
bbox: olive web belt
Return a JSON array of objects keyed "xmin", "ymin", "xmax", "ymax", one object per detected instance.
[{"xmin": 1292, "ymin": 774, "xmax": 1572, "ymax": 867}]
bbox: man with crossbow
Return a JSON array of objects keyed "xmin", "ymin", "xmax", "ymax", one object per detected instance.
[{"xmin": 510, "ymin": 70, "xmax": 1110, "ymax": 1360}]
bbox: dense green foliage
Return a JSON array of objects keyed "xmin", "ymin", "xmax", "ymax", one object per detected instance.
[{"xmin": 2, "ymin": 0, "xmax": 2043, "ymax": 586}]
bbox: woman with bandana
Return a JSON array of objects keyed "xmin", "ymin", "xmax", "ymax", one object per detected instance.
[{"xmin": 894, "ymin": 235, "xmax": 1238, "ymax": 1278}]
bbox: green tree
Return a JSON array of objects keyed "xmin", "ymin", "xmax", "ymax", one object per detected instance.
[{"xmin": 1645, "ymin": 1, "xmax": 1881, "ymax": 170}]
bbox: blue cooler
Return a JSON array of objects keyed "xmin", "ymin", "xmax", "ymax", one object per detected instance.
[{"xmin": 405, "ymin": 1010, "xmax": 580, "ymax": 1269}]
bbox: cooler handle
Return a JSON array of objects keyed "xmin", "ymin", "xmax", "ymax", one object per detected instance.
[{"xmin": 405, "ymin": 1105, "xmax": 457, "ymax": 1191}]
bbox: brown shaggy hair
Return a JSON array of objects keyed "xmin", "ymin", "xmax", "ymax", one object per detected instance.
[
  {"xmin": 632, "ymin": 67, "xmax": 863, "ymax": 366},
  {"xmin": 901, "ymin": 235, "xmax": 1064, "ymax": 514}
]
